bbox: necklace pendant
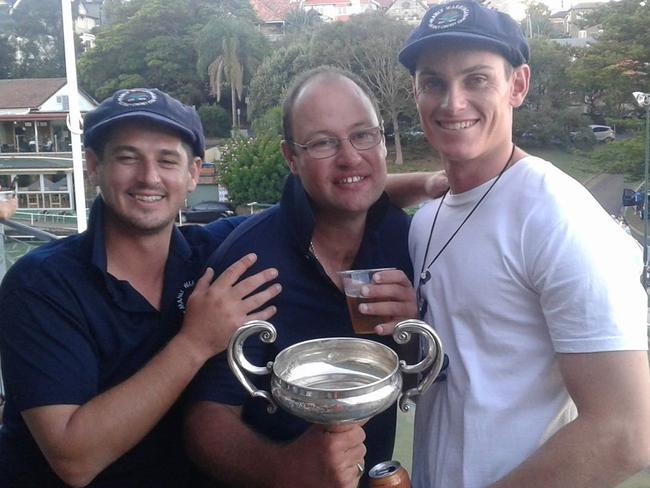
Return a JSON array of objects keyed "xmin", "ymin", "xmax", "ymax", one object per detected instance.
[{"xmin": 420, "ymin": 270, "xmax": 431, "ymax": 284}]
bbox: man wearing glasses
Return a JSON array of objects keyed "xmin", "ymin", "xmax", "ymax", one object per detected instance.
[{"xmin": 185, "ymin": 67, "xmax": 429, "ymax": 488}]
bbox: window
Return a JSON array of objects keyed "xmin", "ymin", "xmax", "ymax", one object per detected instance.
[
  {"xmin": 56, "ymin": 95, "xmax": 69, "ymax": 111},
  {"xmin": 43, "ymin": 172, "xmax": 68, "ymax": 191},
  {"xmin": 16, "ymin": 174, "xmax": 40, "ymax": 191}
]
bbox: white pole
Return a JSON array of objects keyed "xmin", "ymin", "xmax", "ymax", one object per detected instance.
[{"xmin": 61, "ymin": 0, "xmax": 87, "ymax": 233}]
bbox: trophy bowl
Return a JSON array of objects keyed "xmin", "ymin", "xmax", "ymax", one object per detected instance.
[{"xmin": 227, "ymin": 319, "xmax": 444, "ymax": 425}]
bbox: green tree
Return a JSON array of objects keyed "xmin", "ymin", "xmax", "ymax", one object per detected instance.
[
  {"xmin": 284, "ymin": 7, "xmax": 323, "ymax": 36},
  {"xmin": 198, "ymin": 103, "xmax": 231, "ymax": 137},
  {"xmin": 78, "ymin": 0, "xmax": 205, "ymax": 102},
  {"xmin": 525, "ymin": 38, "xmax": 573, "ymax": 111},
  {"xmin": 309, "ymin": 12, "xmax": 415, "ymax": 165},
  {"xmin": 4, "ymin": 0, "xmax": 73, "ymax": 78},
  {"xmin": 0, "ymin": 35, "xmax": 15, "ymax": 78},
  {"xmin": 569, "ymin": 0, "xmax": 650, "ymax": 117},
  {"xmin": 196, "ymin": 16, "xmax": 269, "ymax": 131},
  {"xmin": 248, "ymin": 44, "xmax": 313, "ymax": 122},
  {"xmin": 520, "ymin": 2, "xmax": 553, "ymax": 38},
  {"xmin": 251, "ymin": 107, "xmax": 282, "ymax": 137},
  {"xmin": 218, "ymin": 135, "xmax": 288, "ymax": 206}
]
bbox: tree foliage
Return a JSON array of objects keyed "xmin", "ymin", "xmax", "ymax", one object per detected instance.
[
  {"xmin": 78, "ymin": 0, "xmax": 260, "ymax": 104},
  {"xmin": 525, "ymin": 38, "xmax": 573, "ymax": 111},
  {"xmin": 308, "ymin": 12, "xmax": 414, "ymax": 164},
  {"xmin": 248, "ymin": 44, "xmax": 313, "ymax": 122},
  {"xmin": 569, "ymin": 0, "xmax": 650, "ymax": 117},
  {"xmin": 218, "ymin": 136, "xmax": 288, "ymax": 206},
  {"xmin": 78, "ymin": 0, "xmax": 204, "ymax": 102},
  {"xmin": 590, "ymin": 135, "xmax": 645, "ymax": 177},
  {"xmin": 247, "ymin": 12, "xmax": 415, "ymax": 165},
  {"xmin": 198, "ymin": 103, "xmax": 231, "ymax": 138},
  {"xmin": 0, "ymin": 0, "xmax": 73, "ymax": 78},
  {"xmin": 520, "ymin": 2, "xmax": 553, "ymax": 38}
]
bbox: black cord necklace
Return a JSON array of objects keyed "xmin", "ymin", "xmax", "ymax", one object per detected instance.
[{"xmin": 417, "ymin": 144, "xmax": 516, "ymax": 315}]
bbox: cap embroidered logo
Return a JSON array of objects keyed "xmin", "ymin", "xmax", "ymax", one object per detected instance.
[
  {"xmin": 116, "ymin": 89, "xmax": 158, "ymax": 107},
  {"xmin": 428, "ymin": 4, "xmax": 469, "ymax": 30}
]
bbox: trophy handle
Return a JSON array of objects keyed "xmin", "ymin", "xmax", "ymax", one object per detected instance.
[
  {"xmin": 393, "ymin": 319, "xmax": 444, "ymax": 412},
  {"xmin": 227, "ymin": 320, "xmax": 278, "ymax": 414}
]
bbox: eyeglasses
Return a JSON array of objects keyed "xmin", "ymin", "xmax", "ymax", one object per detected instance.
[{"xmin": 291, "ymin": 126, "xmax": 384, "ymax": 159}]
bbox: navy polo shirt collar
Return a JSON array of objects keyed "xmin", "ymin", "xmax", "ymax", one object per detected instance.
[
  {"xmin": 281, "ymin": 174, "xmax": 392, "ymax": 254},
  {"xmin": 82, "ymin": 197, "xmax": 193, "ymax": 313}
]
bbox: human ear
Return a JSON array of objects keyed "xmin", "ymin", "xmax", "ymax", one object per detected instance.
[
  {"xmin": 85, "ymin": 149, "xmax": 100, "ymax": 187},
  {"xmin": 281, "ymin": 140, "xmax": 299, "ymax": 175},
  {"xmin": 510, "ymin": 64, "xmax": 530, "ymax": 108},
  {"xmin": 187, "ymin": 157, "xmax": 201, "ymax": 192}
]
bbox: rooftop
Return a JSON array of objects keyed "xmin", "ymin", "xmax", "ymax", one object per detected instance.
[{"xmin": 0, "ymin": 78, "xmax": 66, "ymax": 110}]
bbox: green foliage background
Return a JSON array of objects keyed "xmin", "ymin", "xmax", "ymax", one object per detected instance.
[
  {"xmin": 198, "ymin": 104, "xmax": 231, "ymax": 138},
  {"xmin": 218, "ymin": 136, "xmax": 289, "ymax": 206}
]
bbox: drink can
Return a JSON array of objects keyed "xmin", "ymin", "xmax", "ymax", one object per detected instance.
[{"xmin": 368, "ymin": 460, "xmax": 411, "ymax": 488}]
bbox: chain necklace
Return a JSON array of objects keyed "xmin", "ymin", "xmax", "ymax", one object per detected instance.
[{"xmin": 417, "ymin": 144, "xmax": 516, "ymax": 316}]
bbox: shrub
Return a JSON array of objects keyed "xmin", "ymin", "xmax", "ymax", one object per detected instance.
[
  {"xmin": 218, "ymin": 135, "xmax": 289, "ymax": 207},
  {"xmin": 198, "ymin": 104, "xmax": 231, "ymax": 138},
  {"xmin": 590, "ymin": 135, "xmax": 645, "ymax": 178},
  {"xmin": 251, "ymin": 106, "xmax": 282, "ymax": 137}
]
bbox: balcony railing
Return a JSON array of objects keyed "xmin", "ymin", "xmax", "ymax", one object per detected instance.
[{"xmin": 0, "ymin": 218, "xmax": 58, "ymax": 281}]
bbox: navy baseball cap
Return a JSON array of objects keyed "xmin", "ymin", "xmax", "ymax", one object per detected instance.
[
  {"xmin": 399, "ymin": 0, "xmax": 529, "ymax": 74},
  {"xmin": 84, "ymin": 88, "xmax": 205, "ymax": 158}
]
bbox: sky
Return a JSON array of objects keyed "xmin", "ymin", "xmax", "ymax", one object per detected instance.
[{"xmin": 491, "ymin": 0, "xmax": 611, "ymax": 20}]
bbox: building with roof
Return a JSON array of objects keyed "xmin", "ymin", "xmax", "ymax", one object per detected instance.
[
  {"xmin": 385, "ymin": 0, "xmax": 429, "ymax": 24},
  {"xmin": 548, "ymin": 1, "xmax": 604, "ymax": 38},
  {"xmin": 302, "ymin": 0, "xmax": 380, "ymax": 22},
  {"xmin": 0, "ymin": 78, "xmax": 97, "ymax": 154},
  {"xmin": 76, "ymin": 0, "xmax": 104, "ymax": 49},
  {"xmin": 0, "ymin": 154, "xmax": 76, "ymax": 211},
  {"xmin": 250, "ymin": 0, "xmax": 301, "ymax": 40}
]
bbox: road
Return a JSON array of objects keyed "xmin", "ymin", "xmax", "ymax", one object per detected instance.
[{"xmin": 584, "ymin": 173, "xmax": 624, "ymax": 217}]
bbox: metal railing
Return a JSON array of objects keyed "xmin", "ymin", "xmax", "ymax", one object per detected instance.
[
  {"xmin": 12, "ymin": 210, "xmax": 78, "ymax": 227},
  {"xmin": 0, "ymin": 218, "xmax": 58, "ymax": 284}
]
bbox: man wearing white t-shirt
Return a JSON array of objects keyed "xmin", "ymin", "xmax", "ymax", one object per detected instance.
[{"xmin": 390, "ymin": 1, "xmax": 650, "ymax": 486}]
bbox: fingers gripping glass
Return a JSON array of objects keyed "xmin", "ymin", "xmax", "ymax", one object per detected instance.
[{"xmin": 291, "ymin": 126, "xmax": 384, "ymax": 159}]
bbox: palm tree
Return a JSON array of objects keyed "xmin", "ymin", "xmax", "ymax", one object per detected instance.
[
  {"xmin": 196, "ymin": 16, "xmax": 269, "ymax": 134},
  {"xmin": 208, "ymin": 36, "xmax": 244, "ymax": 130}
]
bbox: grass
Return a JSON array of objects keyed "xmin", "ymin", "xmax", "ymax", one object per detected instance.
[{"xmin": 385, "ymin": 142, "xmax": 599, "ymax": 184}]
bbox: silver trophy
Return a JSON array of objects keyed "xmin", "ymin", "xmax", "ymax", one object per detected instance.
[{"xmin": 227, "ymin": 319, "xmax": 444, "ymax": 424}]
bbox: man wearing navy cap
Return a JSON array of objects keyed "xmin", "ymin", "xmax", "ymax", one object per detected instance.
[
  {"xmin": 0, "ymin": 88, "xmax": 281, "ymax": 486},
  {"xmin": 391, "ymin": 1, "xmax": 650, "ymax": 487}
]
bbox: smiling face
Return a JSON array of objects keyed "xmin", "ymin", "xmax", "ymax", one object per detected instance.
[
  {"xmin": 282, "ymin": 75, "xmax": 387, "ymax": 219},
  {"xmin": 86, "ymin": 120, "xmax": 200, "ymax": 236},
  {"xmin": 414, "ymin": 45, "xmax": 529, "ymax": 184}
]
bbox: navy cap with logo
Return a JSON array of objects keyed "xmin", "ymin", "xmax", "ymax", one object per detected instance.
[
  {"xmin": 399, "ymin": 0, "xmax": 529, "ymax": 74},
  {"xmin": 84, "ymin": 88, "xmax": 205, "ymax": 158}
]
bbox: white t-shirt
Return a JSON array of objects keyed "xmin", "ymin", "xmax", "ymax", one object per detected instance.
[{"xmin": 409, "ymin": 156, "xmax": 647, "ymax": 488}]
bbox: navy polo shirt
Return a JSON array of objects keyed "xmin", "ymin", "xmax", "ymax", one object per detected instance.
[
  {"xmin": 189, "ymin": 175, "xmax": 412, "ymax": 485},
  {"xmin": 0, "ymin": 198, "xmax": 239, "ymax": 487}
]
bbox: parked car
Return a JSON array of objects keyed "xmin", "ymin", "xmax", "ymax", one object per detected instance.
[
  {"xmin": 180, "ymin": 201, "xmax": 236, "ymax": 224},
  {"xmin": 589, "ymin": 124, "xmax": 616, "ymax": 142},
  {"xmin": 622, "ymin": 188, "xmax": 637, "ymax": 207}
]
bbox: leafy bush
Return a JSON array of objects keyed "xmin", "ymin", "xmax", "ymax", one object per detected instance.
[
  {"xmin": 514, "ymin": 108, "xmax": 596, "ymax": 150},
  {"xmin": 590, "ymin": 135, "xmax": 645, "ymax": 178},
  {"xmin": 251, "ymin": 107, "xmax": 282, "ymax": 137},
  {"xmin": 198, "ymin": 104, "xmax": 231, "ymax": 138},
  {"xmin": 218, "ymin": 135, "xmax": 289, "ymax": 207},
  {"xmin": 606, "ymin": 118, "xmax": 644, "ymax": 134}
]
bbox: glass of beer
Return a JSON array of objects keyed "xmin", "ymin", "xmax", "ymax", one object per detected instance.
[{"xmin": 338, "ymin": 268, "xmax": 395, "ymax": 334}]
